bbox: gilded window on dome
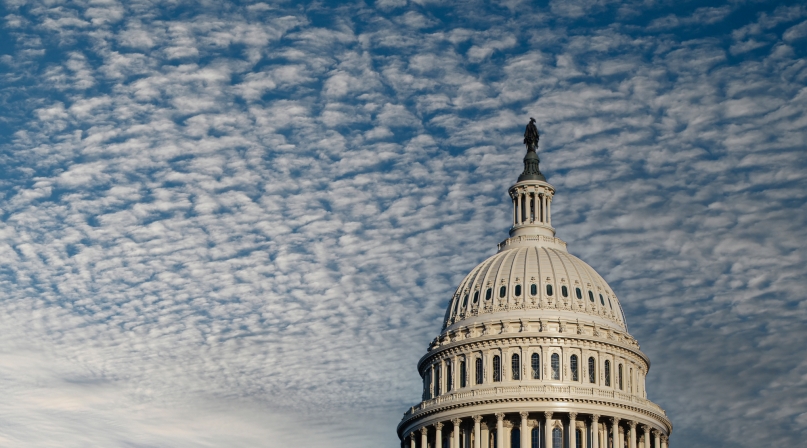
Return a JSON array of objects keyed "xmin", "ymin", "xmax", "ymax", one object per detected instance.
[
  {"xmin": 512, "ymin": 353, "xmax": 520, "ymax": 380},
  {"xmin": 493, "ymin": 355, "xmax": 501, "ymax": 382},
  {"xmin": 571, "ymin": 354, "xmax": 579, "ymax": 381},
  {"xmin": 476, "ymin": 358, "xmax": 483, "ymax": 384},
  {"xmin": 575, "ymin": 287, "xmax": 582, "ymax": 299},
  {"xmin": 588, "ymin": 357, "xmax": 596, "ymax": 383},
  {"xmin": 551, "ymin": 353, "xmax": 560, "ymax": 380},
  {"xmin": 531, "ymin": 353, "xmax": 540, "ymax": 379},
  {"xmin": 530, "ymin": 284, "xmax": 537, "ymax": 295},
  {"xmin": 515, "ymin": 284, "xmax": 522, "ymax": 296},
  {"xmin": 546, "ymin": 284, "xmax": 553, "ymax": 296},
  {"xmin": 561, "ymin": 285, "xmax": 568, "ymax": 297}
]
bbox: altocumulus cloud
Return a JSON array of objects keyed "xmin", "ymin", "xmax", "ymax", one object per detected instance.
[{"xmin": 0, "ymin": 0, "xmax": 806, "ymax": 447}]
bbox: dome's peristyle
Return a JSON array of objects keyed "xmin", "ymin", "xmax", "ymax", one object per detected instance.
[{"xmin": 398, "ymin": 123, "xmax": 672, "ymax": 448}]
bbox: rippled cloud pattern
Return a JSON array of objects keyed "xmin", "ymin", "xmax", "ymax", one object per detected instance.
[{"xmin": 0, "ymin": 0, "xmax": 806, "ymax": 447}]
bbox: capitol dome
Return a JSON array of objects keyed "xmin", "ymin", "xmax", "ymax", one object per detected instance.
[{"xmin": 398, "ymin": 121, "xmax": 672, "ymax": 448}]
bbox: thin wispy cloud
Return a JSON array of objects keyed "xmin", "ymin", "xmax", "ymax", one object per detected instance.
[{"xmin": 0, "ymin": 0, "xmax": 805, "ymax": 447}]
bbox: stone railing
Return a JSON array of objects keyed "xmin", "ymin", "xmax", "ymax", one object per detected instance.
[
  {"xmin": 497, "ymin": 235, "xmax": 567, "ymax": 251},
  {"xmin": 403, "ymin": 384, "xmax": 667, "ymax": 420}
]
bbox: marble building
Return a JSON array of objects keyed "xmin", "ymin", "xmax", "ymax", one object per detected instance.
[{"xmin": 397, "ymin": 124, "xmax": 673, "ymax": 448}]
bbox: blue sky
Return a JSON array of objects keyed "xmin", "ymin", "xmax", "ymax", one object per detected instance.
[{"xmin": 0, "ymin": 0, "xmax": 806, "ymax": 446}]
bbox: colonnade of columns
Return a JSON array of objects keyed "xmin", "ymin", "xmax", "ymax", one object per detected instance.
[
  {"xmin": 512, "ymin": 189, "xmax": 551, "ymax": 227},
  {"xmin": 404, "ymin": 412, "xmax": 668, "ymax": 448}
]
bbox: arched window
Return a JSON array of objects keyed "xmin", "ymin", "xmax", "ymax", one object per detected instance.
[
  {"xmin": 618, "ymin": 364, "xmax": 624, "ymax": 390},
  {"xmin": 512, "ymin": 354, "xmax": 520, "ymax": 380},
  {"xmin": 515, "ymin": 284, "xmax": 522, "ymax": 297},
  {"xmin": 531, "ymin": 284, "xmax": 537, "ymax": 296},
  {"xmin": 473, "ymin": 291, "xmax": 479, "ymax": 303},
  {"xmin": 531, "ymin": 353, "xmax": 540, "ymax": 379},
  {"xmin": 511, "ymin": 429, "xmax": 520, "ymax": 448},
  {"xmin": 486, "ymin": 288, "xmax": 492, "ymax": 300},
  {"xmin": 460, "ymin": 361, "xmax": 467, "ymax": 388},
  {"xmin": 552, "ymin": 427, "xmax": 562, "ymax": 448},
  {"xmin": 423, "ymin": 370, "xmax": 430, "ymax": 400},
  {"xmin": 531, "ymin": 428, "xmax": 540, "ymax": 448},
  {"xmin": 546, "ymin": 284, "xmax": 553, "ymax": 296},
  {"xmin": 551, "ymin": 353, "xmax": 560, "ymax": 380},
  {"xmin": 499, "ymin": 286, "xmax": 507, "ymax": 298},
  {"xmin": 476, "ymin": 358, "xmax": 483, "ymax": 384},
  {"xmin": 588, "ymin": 357, "xmax": 596, "ymax": 383},
  {"xmin": 599, "ymin": 294, "xmax": 604, "ymax": 305},
  {"xmin": 605, "ymin": 360, "xmax": 611, "ymax": 387},
  {"xmin": 493, "ymin": 355, "xmax": 501, "ymax": 382},
  {"xmin": 588, "ymin": 290, "xmax": 594, "ymax": 302},
  {"xmin": 561, "ymin": 285, "xmax": 568, "ymax": 297},
  {"xmin": 446, "ymin": 361, "xmax": 453, "ymax": 392},
  {"xmin": 575, "ymin": 287, "xmax": 582, "ymax": 299},
  {"xmin": 434, "ymin": 364, "xmax": 441, "ymax": 396},
  {"xmin": 570, "ymin": 355, "xmax": 579, "ymax": 381}
]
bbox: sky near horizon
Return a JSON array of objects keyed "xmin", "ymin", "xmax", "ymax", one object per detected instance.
[{"xmin": 1, "ymin": 0, "xmax": 806, "ymax": 446}]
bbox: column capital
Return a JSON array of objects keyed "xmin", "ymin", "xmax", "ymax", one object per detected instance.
[
  {"xmin": 473, "ymin": 415, "xmax": 483, "ymax": 423},
  {"xmin": 544, "ymin": 411, "xmax": 553, "ymax": 419},
  {"xmin": 569, "ymin": 412, "xmax": 577, "ymax": 420},
  {"xmin": 420, "ymin": 427, "xmax": 429, "ymax": 435},
  {"xmin": 591, "ymin": 414, "xmax": 600, "ymax": 422},
  {"xmin": 495, "ymin": 412, "xmax": 505, "ymax": 421},
  {"xmin": 452, "ymin": 418, "xmax": 462, "ymax": 426},
  {"xmin": 628, "ymin": 420, "xmax": 637, "ymax": 429},
  {"xmin": 410, "ymin": 431, "xmax": 416, "ymax": 438},
  {"xmin": 435, "ymin": 422, "xmax": 444, "ymax": 430},
  {"xmin": 641, "ymin": 424, "xmax": 649, "ymax": 432},
  {"xmin": 610, "ymin": 417, "xmax": 619, "ymax": 424},
  {"xmin": 520, "ymin": 411, "xmax": 529, "ymax": 419},
  {"xmin": 661, "ymin": 435, "xmax": 668, "ymax": 442}
]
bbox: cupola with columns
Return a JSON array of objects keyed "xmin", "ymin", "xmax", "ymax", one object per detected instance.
[{"xmin": 398, "ymin": 121, "xmax": 672, "ymax": 448}]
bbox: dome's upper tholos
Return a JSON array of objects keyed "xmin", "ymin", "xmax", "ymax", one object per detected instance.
[{"xmin": 443, "ymin": 237, "xmax": 627, "ymax": 332}]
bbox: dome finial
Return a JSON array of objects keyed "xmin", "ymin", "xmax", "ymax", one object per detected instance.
[{"xmin": 518, "ymin": 118, "xmax": 545, "ymax": 182}]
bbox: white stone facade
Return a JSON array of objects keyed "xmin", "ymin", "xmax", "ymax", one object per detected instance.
[{"xmin": 397, "ymin": 150, "xmax": 672, "ymax": 448}]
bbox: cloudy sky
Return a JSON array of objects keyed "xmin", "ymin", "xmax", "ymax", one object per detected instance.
[{"xmin": 0, "ymin": 0, "xmax": 805, "ymax": 446}]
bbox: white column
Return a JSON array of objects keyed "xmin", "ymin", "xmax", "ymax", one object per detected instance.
[
  {"xmin": 453, "ymin": 419, "xmax": 462, "ymax": 448},
  {"xmin": 410, "ymin": 432, "xmax": 417, "ymax": 448},
  {"xmin": 641, "ymin": 426, "xmax": 649, "ymax": 448},
  {"xmin": 496, "ymin": 413, "xmax": 504, "ymax": 448},
  {"xmin": 420, "ymin": 427, "xmax": 429, "ymax": 448},
  {"xmin": 591, "ymin": 415, "xmax": 599, "ymax": 448},
  {"xmin": 629, "ymin": 422, "xmax": 636, "ymax": 448},
  {"xmin": 516, "ymin": 192, "xmax": 522, "ymax": 225},
  {"xmin": 520, "ymin": 412, "xmax": 529, "ymax": 448},
  {"xmin": 661, "ymin": 435, "xmax": 668, "ymax": 448},
  {"xmin": 569, "ymin": 413, "xmax": 577, "ymax": 448},
  {"xmin": 611, "ymin": 418, "xmax": 619, "ymax": 448},
  {"xmin": 473, "ymin": 416, "xmax": 482, "ymax": 448},
  {"xmin": 436, "ymin": 422, "xmax": 443, "ymax": 448},
  {"xmin": 544, "ymin": 412, "xmax": 552, "ymax": 448},
  {"xmin": 547, "ymin": 196, "xmax": 552, "ymax": 225},
  {"xmin": 654, "ymin": 430, "xmax": 660, "ymax": 448}
]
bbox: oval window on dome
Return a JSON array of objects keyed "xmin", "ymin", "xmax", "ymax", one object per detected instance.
[
  {"xmin": 473, "ymin": 291, "xmax": 479, "ymax": 303},
  {"xmin": 515, "ymin": 284, "xmax": 522, "ymax": 297},
  {"xmin": 486, "ymin": 288, "xmax": 492, "ymax": 300},
  {"xmin": 530, "ymin": 284, "xmax": 537, "ymax": 296},
  {"xmin": 608, "ymin": 298, "xmax": 613, "ymax": 309},
  {"xmin": 546, "ymin": 284, "xmax": 553, "ymax": 296},
  {"xmin": 561, "ymin": 285, "xmax": 568, "ymax": 297},
  {"xmin": 462, "ymin": 294, "xmax": 469, "ymax": 308},
  {"xmin": 499, "ymin": 286, "xmax": 507, "ymax": 298},
  {"xmin": 575, "ymin": 287, "xmax": 582, "ymax": 299},
  {"xmin": 588, "ymin": 290, "xmax": 594, "ymax": 302},
  {"xmin": 599, "ymin": 294, "xmax": 605, "ymax": 305}
]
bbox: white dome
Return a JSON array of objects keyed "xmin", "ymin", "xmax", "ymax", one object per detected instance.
[{"xmin": 443, "ymin": 236, "xmax": 627, "ymax": 332}]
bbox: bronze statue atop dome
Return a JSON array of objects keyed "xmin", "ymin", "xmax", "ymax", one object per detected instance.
[{"xmin": 524, "ymin": 117, "xmax": 539, "ymax": 152}]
